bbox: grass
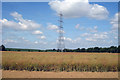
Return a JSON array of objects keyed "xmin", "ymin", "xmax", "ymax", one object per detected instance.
[{"xmin": 2, "ymin": 51, "xmax": 119, "ymax": 72}]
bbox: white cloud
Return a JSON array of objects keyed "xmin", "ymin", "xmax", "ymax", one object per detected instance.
[
  {"xmin": 0, "ymin": 19, "xmax": 20, "ymax": 29},
  {"xmin": 47, "ymin": 23, "xmax": 59, "ymax": 30},
  {"xmin": 3, "ymin": 38, "xmax": 48, "ymax": 49},
  {"xmin": 34, "ymin": 41, "xmax": 38, "ymax": 44},
  {"xmin": 20, "ymin": 37, "xmax": 29, "ymax": 42},
  {"xmin": 83, "ymin": 32, "xmax": 108, "ymax": 42},
  {"xmin": 64, "ymin": 30, "xmax": 115, "ymax": 48},
  {"xmin": 0, "ymin": 12, "xmax": 41, "ymax": 30},
  {"xmin": 3, "ymin": 39, "xmax": 17, "ymax": 44},
  {"xmin": 65, "ymin": 37, "xmax": 72, "ymax": 41},
  {"xmin": 56, "ymin": 37, "xmax": 73, "ymax": 43},
  {"xmin": 32, "ymin": 30, "xmax": 43, "ymax": 35},
  {"xmin": 47, "ymin": 23, "xmax": 66, "ymax": 34},
  {"xmin": 110, "ymin": 12, "xmax": 120, "ymax": 31},
  {"xmin": 86, "ymin": 38, "xmax": 97, "ymax": 41},
  {"xmin": 75, "ymin": 25, "xmax": 98, "ymax": 33},
  {"xmin": 49, "ymin": 0, "xmax": 109, "ymax": 19},
  {"xmin": 58, "ymin": 34, "xmax": 108, "ymax": 45},
  {"xmin": 10, "ymin": 12, "xmax": 22, "ymax": 20},
  {"xmin": 75, "ymin": 24, "xmax": 80, "ymax": 29},
  {"xmin": 56, "ymin": 29, "xmax": 65, "ymax": 33},
  {"xmin": 41, "ymin": 36, "xmax": 46, "ymax": 39},
  {"xmin": 81, "ymin": 31, "xmax": 108, "ymax": 42},
  {"xmin": 87, "ymin": 26, "xmax": 98, "ymax": 33},
  {"xmin": 88, "ymin": 4, "xmax": 108, "ymax": 19},
  {"xmin": 73, "ymin": 37, "xmax": 81, "ymax": 43},
  {"xmin": 34, "ymin": 40, "xmax": 47, "ymax": 45},
  {"xmin": 81, "ymin": 33, "xmax": 90, "ymax": 37},
  {"xmin": 92, "ymin": 33, "xmax": 108, "ymax": 39},
  {"xmin": 109, "ymin": 13, "xmax": 119, "ymax": 42},
  {"xmin": 21, "ymin": 37, "xmax": 25, "ymax": 40},
  {"xmin": 47, "ymin": 23, "xmax": 65, "ymax": 33},
  {"xmin": 75, "ymin": 24, "xmax": 85, "ymax": 30},
  {"xmin": 64, "ymin": 37, "xmax": 81, "ymax": 43},
  {"xmin": 114, "ymin": 36, "xmax": 117, "ymax": 39},
  {"xmin": 37, "ymin": 36, "xmax": 46, "ymax": 39}
]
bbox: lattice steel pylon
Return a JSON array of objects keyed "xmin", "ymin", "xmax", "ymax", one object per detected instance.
[{"xmin": 57, "ymin": 13, "xmax": 65, "ymax": 52}]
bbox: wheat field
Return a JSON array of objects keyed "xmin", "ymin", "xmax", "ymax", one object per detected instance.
[{"xmin": 2, "ymin": 51, "xmax": 119, "ymax": 72}]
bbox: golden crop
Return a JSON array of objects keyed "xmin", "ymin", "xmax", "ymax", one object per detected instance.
[{"xmin": 2, "ymin": 51, "xmax": 119, "ymax": 72}]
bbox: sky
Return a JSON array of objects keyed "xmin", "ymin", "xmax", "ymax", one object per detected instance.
[{"xmin": 0, "ymin": 0, "xmax": 119, "ymax": 49}]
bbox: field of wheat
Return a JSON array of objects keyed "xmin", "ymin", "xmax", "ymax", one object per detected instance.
[{"xmin": 2, "ymin": 51, "xmax": 119, "ymax": 72}]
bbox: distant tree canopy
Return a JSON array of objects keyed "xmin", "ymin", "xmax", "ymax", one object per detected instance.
[
  {"xmin": 118, "ymin": 45, "xmax": 120, "ymax": 53},
  {"xmin": 63, "ymin": 46, "xmax": 120, "ymax": 53},
  {"xmin": 1, "ymin": 45, "xmax": 120, "ymax": 53},
  {"xmin": 0, "ymin": 45, "xmax": 6, "ymax": 51}
]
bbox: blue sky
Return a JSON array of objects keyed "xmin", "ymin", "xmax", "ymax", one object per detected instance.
[{"xmin": 1, "ymin": 0, "xmax": 119, "ymax": 49}]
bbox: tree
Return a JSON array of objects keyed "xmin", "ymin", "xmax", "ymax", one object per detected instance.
[
  {"xmin": 0, "ymin": 45, "xmax": 6, "ymax": 51},
  {"xmin": 63, "ymin": 48, "xmax": 67, "ymax": 52},
  {"xmin": 57, "ymin": 49, "xmax": 61, "ymax": 52},
  {"xmin": 76, "ymin": 48, "xmax": 80, "ymax": 52},
  {"xmin": 109, "ymin": 46, "xmax": 117, "ymax": 53},
  {"xmin": 87, "ymin": 48, "xmax": 93, "ymax": 52},
  {"xmin": 81, "ymin": 48, "xmax": 86, "ymax": 52},
  {"xmin": 99, "ymin": 48, "xmax": 106, "ymax": 52},
  {"xmin": 53, "ymin": 49, "xmax": 56, "ymax": 51},
  {"xmin": 118, "ymin": 45, "xmax": 120, "ymax": 53},
  {"xmin": 93, "ymin": 47, "xmax": 100, "ymax": 52}
]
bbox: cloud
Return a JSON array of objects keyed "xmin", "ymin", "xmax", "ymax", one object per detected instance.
[
  {"xmin": 85, "ymin": 38, "xmax": 97, "ymax": 42},
  {"xmin": 49, "ymin": 0, "xmax": 109, "ymax": 19},
  {"xmin": 73, "ymin": 37, "xmax": 81, "ymax": 43},
  {"xmin": 3, "ymin": 38, "xmax": 47, "ymax": 49},
  {"xmin": 81, "ymin": 33, "xmax": 90, "ymax": 36},
  {"xmin": 47, "ymin": 23, "xmax": 65, "ymax": 33},
  {"xmin": 75, "ymin": 24, "xmax": 80, "ymax": 29},
  {"xmin": 75, "ymin": 24, "xmax": 98, "ymax": 33},
  {"xmin": 3, "ymin": 39, "xmax": 17, "ymax": 44},
  {"xmin": 47, "ymin": 23, "xmax": 59, "ymax": 30},
  {"xmin": 57, "ymin": 31, "xmax": 108, "ymax": 46},
  {"xmin": 32, "ymin": 30, "xmax": 43, "ymax": 35},
  {"xmin": 34, "ymin": 41, "xmax": 47, "ymax": 45},
  {"xmin": 109, "ymin": 13, "xmax": 119, "ymax": 43},
  {"xmin": 88, "ymin": 4, "xmax": 109, "ymax": 20},
  {"xmin": 65, "ymin": 37, "xmax": 72, "ymax": 42},
  {"xmin": 75, "ymin": 24, "xmax": 85, "ymax": 31},
  {"xmin": 0, "ymin": 12, "xmax": 41, "ymax": 30},
  {"xmin": 34, "ymin": 41, "xmax": 38, "ymax": 44},
  {"xmin": 56, "ymin": 37, "xmax": 72, "ymax": 43},
  {"xmin": 63, "ymin": 30, "xmax": 114, "ymax": 48},
  {"xmin": 82, "ymin": 32, "xmax": 108, "ymax": 41},
  {"xmin": 63, "ymin": 37, "xmax": 81, "ymax": 44},
  {"xmin": 56, "ymin": 29, "xmax": 65, "ymax": 33},
  {"xmin": 87, "ymin": 26, "xmax": 98, "ymax": 33},
  {"xmin": 110, "ymin": 12, "xmax": 120, "ymax": 31},
  {"xmin": 10, "ymin": 12, "xmax": 23, "ymax": 20},
  {"xmin": 37, "ymin": 35, "xmax": 46, "ymax": 39},
  {"xmin": 20, "ymin": 37, "xmax": 29, "ymax": 42},
  {"xmin": 0, "ymin": 19, "xmax": 20, "ymax": 29}
]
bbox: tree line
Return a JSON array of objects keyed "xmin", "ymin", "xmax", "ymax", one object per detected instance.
[
  {"xmin": 0, "ymin": 45, "xmax": 120, "ymax": 53},
  {"xmin": 63, "ymin": 46, "xmax": 119, "ymax": 53}
]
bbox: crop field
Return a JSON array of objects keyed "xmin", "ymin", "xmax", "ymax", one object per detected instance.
[{"xmin": 2, "ymin": 51, "xmax": 119, "ymax": 72}]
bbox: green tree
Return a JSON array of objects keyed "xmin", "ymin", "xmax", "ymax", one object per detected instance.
[
  {"xmin": 93, "ymin": 47, "xmax": 100, "ymax": 52},
  {"xmin": 0, "ymin": 45, "xmax": 6, "ymax": 51},
  {"xmin": 109, "ymin": 46, "xmax": 117, "ymax": 53},
  {"xmin": 118, "ymin": 45, "xmax": 120, "ymax": 53},
  {"xmin": 76, "ymin": 48, "xmax": 81, "ymax": 52},
  {"xmin": 81, "ymin": 48, "xmax": 86, "ymax": 52},
  {"xmin": 87, "ymin": 48, "xmax": 93, "ymax": 52}
]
